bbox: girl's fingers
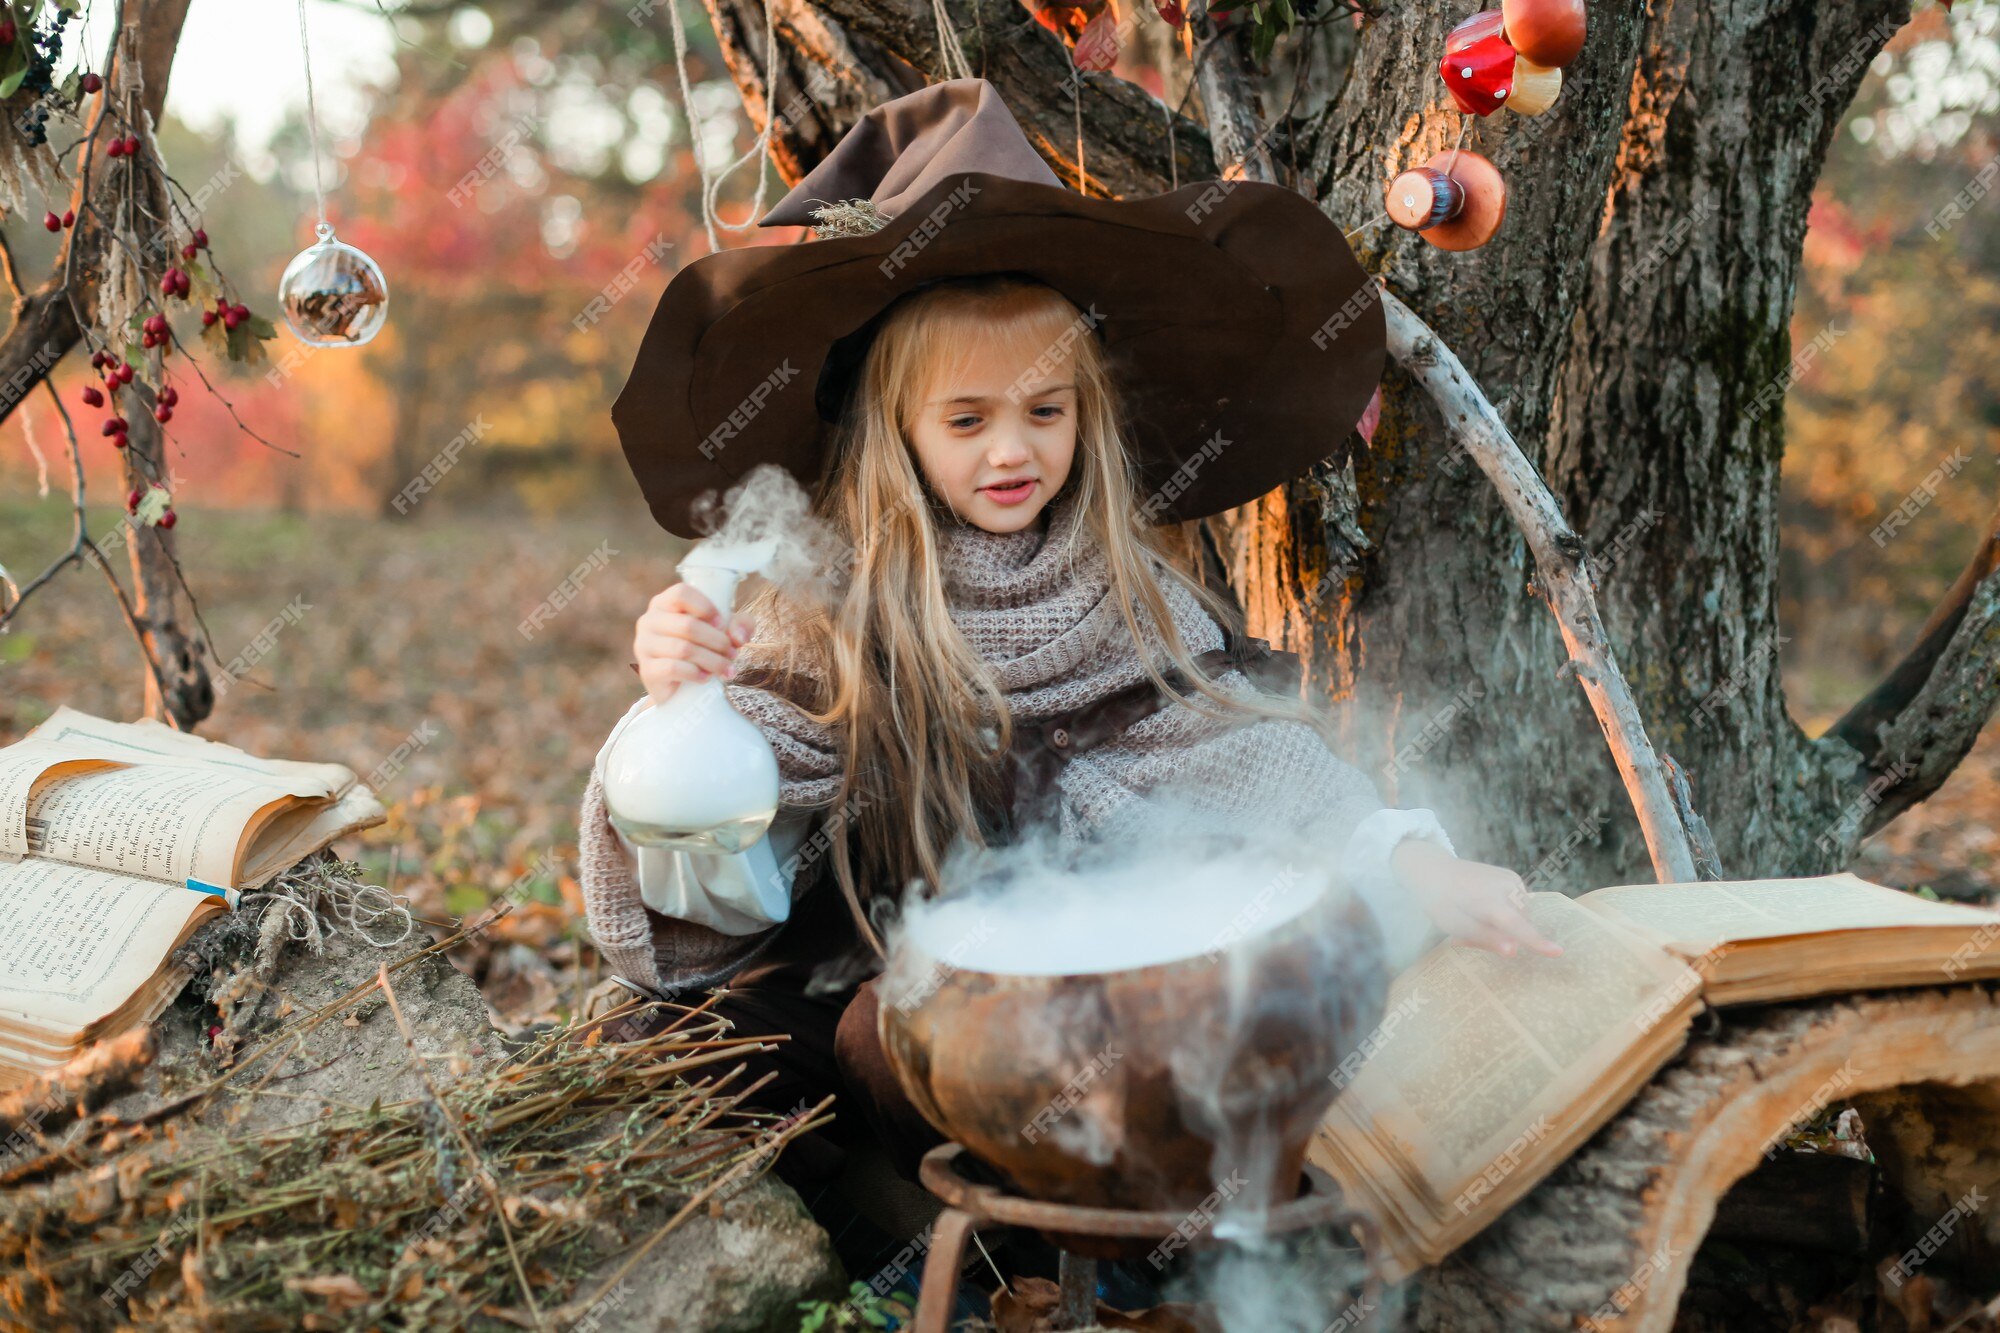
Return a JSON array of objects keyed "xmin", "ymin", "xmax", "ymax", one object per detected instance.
[
  {"xmin": 1473, "ymin": 898, "xmax": 1564, "ymax": 957},
  {"xmin": 634, "ymin": 632, "xmax": 734, "ymax": 678},
  {"xmin": 639, "ymin": 613, "xmax": 734, "ymax": 655},
  {"xmin": 660, "ymin": 583, "xmax": 721, "ymax": 623},
  {"xmin": 729, "ymin": 613, "xmax": 755, "ymax": 645}
]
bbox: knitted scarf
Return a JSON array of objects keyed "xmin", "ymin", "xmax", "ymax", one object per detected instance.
[{"xmin": 579, "ymin": 489, "xmax": 1387, "ymax": 994}]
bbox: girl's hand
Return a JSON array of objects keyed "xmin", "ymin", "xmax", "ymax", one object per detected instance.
[
  {"xmin": 633, "ymin": 583, "xmax": 755, "ymax": 706},
  {"xmin": 1389, "ymin": 838, "xmax": 1564, "ymax": 959}
]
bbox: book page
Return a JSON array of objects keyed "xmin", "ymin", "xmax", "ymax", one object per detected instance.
[
  {"xmin": 0, "ymin": 860, "xmax": 212, "ymax": 1035},
  {"xmin": 1324, "ymin": 893, "xmax": 1695, "ymax": 1204},
  {"xmin": 1583, "ymin": 873, "xmax": 1999, "ymax": 951},
  {"xmin": 24, "ymin": 707, "xmax": 354, "ymax": 792},
  {"xmin": 22, "ymin": 763, "xmax": 303, "ymax": 887}
]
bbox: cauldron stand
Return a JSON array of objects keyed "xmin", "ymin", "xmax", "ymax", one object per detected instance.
[{"xmin": 910, "ymin": 1142, "xmax": 1377, "ymax": 1333}]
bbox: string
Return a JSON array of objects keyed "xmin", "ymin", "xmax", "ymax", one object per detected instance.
[
  {"xmin": 1343, "ymin": 210, "xmax": 1388, "ymax": 240},
  {"xmin": 666, "ymin": 0, "xmax": 721, "ymax": 253},
  {"xmin": 293, "ymin": 0, "xmax": 329, "ymax": 233},
  {"xmin": 1163, "ymin": 91, "xmax": 1176, "ymax": 192},
  {"xmin": 700, "ymin": 0, "xmax": 782, "ymax": 236},
  {"xmin": 1073, "ymin": 71, "xmax": 1086, "ymax": 192},
  {"xmin": 931, "ymin": 0, "xmax": 974, "ymax": 80}
]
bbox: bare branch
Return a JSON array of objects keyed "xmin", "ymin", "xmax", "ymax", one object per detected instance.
[{"xmin": 1826, "ymin": 503, "xmax": 2000, "ymax": 831}]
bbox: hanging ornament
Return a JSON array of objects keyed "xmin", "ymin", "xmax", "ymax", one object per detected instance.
[
  {"xmin": 1502, "ymin": 0, "xmax": 1587, "ymax": 69},
  {"xmin": 1439, "ymin": 10, "xmax": 1566, "ymax": 118},
  {"xmin": 1073, "ymin": 7, "xmax": 1121, "ymax": 71},
  {"xmin": 1386, "ymin": 150, "xmax": 1508, "ymax": 251},
  {"xmin": 1441, "ymin": 11, "xmax": 1515, "ymax": 115},
  {"xmin": 276, "ymin": 0, "xmax": 388, "ymax": 347}
]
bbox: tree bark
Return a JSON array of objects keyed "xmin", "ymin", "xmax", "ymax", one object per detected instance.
[{"xmin": 689, "ymin": 0, "xmax": 1998, "ymax": 885}]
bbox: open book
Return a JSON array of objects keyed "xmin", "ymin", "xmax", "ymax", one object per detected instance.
[
  {"xmin": 1310, "ymin": 873, "xmax": 2000, "ymax": 1277},
  {"xmin": 0, "ymin": 708, "xmax": 386, "ymax": 1086}
]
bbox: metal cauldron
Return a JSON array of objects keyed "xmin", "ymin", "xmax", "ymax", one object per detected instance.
[{"xmin": 878, "ymin": 866, "xmax": 1388, "ymax": 1218}]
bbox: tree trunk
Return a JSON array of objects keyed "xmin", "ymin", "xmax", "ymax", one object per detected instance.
[{"xmin": 690, "ymin": 0, "xmax": 2000, "ymax": 886}]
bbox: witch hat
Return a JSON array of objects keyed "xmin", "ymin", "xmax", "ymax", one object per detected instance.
[{"xmin": 613, "ymin": 78, "xmax": 1385, "ymax": 538}]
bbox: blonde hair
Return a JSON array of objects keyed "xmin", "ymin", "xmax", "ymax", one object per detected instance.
[{"xmin": 741, "ymin": 276, "xmax": 1343, "ymax": 955}]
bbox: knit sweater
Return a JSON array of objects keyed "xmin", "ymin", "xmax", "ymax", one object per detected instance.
[{"xmin": 579, "ymin": 490, "xmax": 1419, "ymax": 995}]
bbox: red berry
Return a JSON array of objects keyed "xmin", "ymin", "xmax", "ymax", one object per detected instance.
[
  {"xmin": 141, "ymin": 333, "xmax": 156, "ymax": 349},
  {"xmin": 122, "ymin": 135, "xmax": 140, "ymax": 156},
  {"xmin": 126, "ymin": 488, "xmax": 142, "ymax": 512},
  {"xmin": 159, "ymin": 272, "xmax": 176, "ymax": 295},
  {"xmin": 42, "ymin": 212, "xmax": 59, "ymax": 232},
  {"xmin": 154, "ymin": 405, "xmax": 172, "ymax": 423},
  {"xmin": 201, "ymin": 310, "xmax": 217, "ymax": 327},
  {"xmin": 222, "ymin": 308, "xmax": 242, "ymax": 330},
  {"xmin": 231, "ymin": 302, "xmax": 248, "ymax": 320},
  {"xmin": 81, "ymin": 72, "xmax": 102, "ymax": 94},
  {"xmin": 90, "ymin": 350, "xmax": 107, "ymax": 369},
  {"xmin": 175, "ymin": 271, "xmax": 191, "ymax": 296},
  {"xmin": 116, "ymin": 363, "xmax": 134, "ymax": 383},
  {"xmin": 144, "ymin": 315, "xmax": 165, "ymax": 335},
  {"xmin": 160, "ymin": 509, "xmax": 177, "ymax": 530},
  {"xmin": 106, "ymin": 138, "xmax": 124, "ymax": 159},
  {"xmin": 112, "ymin": 432, "xmax": 128, "ymax": 449},
  {"xmin": 192, "ymin": 229, "xmax": 208, "ymax": 248},
  {"xmin": 159, "ymin": 385, "xmax": 178, "ymax": 407},
  {"xmin": 0, "ymin": 20, "xmax": 16, "ymax": 45},
  {"xmin": 62, "ymin": 209, "xmax": 73, "ymax": 228},
  {"xmin": 81, "ymin": 386, "xmax": 103, "ymax": 407},
  {"xmin": 101, "ymin": 416, "xmax": 127, "ymax": 436},
  {"xmin": 181, "ymin": 242, "xmax": 197, "ymax": 260}
]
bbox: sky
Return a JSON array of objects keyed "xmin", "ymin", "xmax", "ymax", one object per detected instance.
[{"xmin": 75, "ymin": 0, "xmax": 413, "ymax": 169}]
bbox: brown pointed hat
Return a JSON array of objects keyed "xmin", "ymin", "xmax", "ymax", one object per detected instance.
[{"xmin": 612, "ymin": 78, "xmax": 1385, "ymax": 538}]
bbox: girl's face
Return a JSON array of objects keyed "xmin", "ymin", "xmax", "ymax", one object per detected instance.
[{"xmin": 904, "ymin": 327, "xmax": 1078, "ymax": 534}]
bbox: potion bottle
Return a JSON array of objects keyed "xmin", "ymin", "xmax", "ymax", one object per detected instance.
[{"xmin": 601, "ymin": 543, "xmax": 781, "ymax": 854}]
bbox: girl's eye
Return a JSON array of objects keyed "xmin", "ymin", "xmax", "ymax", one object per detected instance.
[
  {"xmin": 1031, "ymin": 403, "xmax": 1065, "ymax": 420},
  {"xmin": 947, "ymin": 414, "xmax": 981, "ymax": 430}
]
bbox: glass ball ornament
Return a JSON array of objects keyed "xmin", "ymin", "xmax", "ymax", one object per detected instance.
[{"xmin": 278, "ymin": 222, "xmax": 389, "ymax": 347}]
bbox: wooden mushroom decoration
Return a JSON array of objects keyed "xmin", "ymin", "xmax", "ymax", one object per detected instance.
[
  {"xmin": 1502, "ymin": 0, "xmax": 1587, "ymax": 69},
  {"xmin": 1439, "ymin": 10, "xmax": 1565, "ymax": 118},
  {"xmin": 1386, "ymin": 150, "xmax": 1508, "ymax": 252}
]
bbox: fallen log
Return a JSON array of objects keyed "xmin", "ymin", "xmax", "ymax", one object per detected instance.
[{"xmin": 1415, "ymin": 984, "xmax": 2000, "ymax": 1331}]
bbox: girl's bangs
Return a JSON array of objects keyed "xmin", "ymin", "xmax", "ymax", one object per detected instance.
[{"xmin": 889, "ymin": 281, "xmax": 1088, "ymax": 414}]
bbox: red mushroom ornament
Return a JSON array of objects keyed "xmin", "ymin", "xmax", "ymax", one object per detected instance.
[
  {"xmin": 1440, "ymin": 10, "xmax": 1565, "ymax": 117},
  {"xmin": 1502, "ymin": 0, "xmax": 1586, "ymax": 69},
  {"xmin": 1386, "ymin": 150, "xmax": 1508, "ymax": 252},
  {"xmin": 1441, "ymin": 11, "xmax": 1515, "ymax": 116}
]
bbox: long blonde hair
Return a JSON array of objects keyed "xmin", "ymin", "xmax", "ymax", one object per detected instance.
[{"xmin": 741, "ymin": 276, "xmax": 1343, "ymax": 955}]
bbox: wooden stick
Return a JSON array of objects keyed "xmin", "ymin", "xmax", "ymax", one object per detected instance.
[{"xmin": 1381, "ymin": 288, "xmax": 1702, "ymax": 883}]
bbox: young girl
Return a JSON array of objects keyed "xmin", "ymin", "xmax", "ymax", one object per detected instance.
[{"xmin": 583, "ymin": 80, "xmax": 1557, "ymax": 1207}]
